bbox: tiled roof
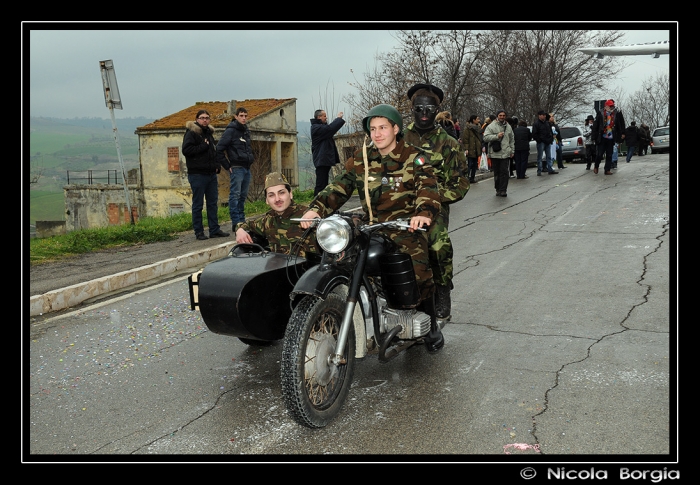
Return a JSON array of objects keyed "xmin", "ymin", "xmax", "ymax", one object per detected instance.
[{"xmin": 137, "ymin": 98, "xmax": 295, "ymax": 130}]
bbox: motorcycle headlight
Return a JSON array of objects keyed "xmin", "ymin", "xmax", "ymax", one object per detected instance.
[{"xmin": 316, "ymin": 215, "xmax": 352, "ymax": 254}]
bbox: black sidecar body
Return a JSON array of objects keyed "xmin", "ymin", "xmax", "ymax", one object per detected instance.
[{"xmin": 189, "ymin": 246, "xmax": 317, "ymax": 343}]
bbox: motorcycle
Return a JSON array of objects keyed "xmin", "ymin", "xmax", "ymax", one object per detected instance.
[{"xmin": 280, "ymin": 211, "xmax": 441, "ymax": 428}]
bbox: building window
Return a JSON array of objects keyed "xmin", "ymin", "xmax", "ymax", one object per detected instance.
[
  {"xmin": 168, "ymin": 147, "xmax": 180, "ymax": 172},
  {"xmin": 169, "ymin": 204, "xmax": 185, "ymax": 216}
]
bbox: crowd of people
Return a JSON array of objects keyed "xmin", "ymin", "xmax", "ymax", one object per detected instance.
[{"xmin": 181, "ymin": 91, "xmax": 655, "ymax": 354}]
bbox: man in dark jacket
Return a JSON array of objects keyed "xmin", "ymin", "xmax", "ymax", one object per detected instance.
[
  {"xmin": 624, "ymin": 121, "xmax": 640, "ymax": 163},
  {"xmin": 310, "ymin": 109, "xmax": 345, "ymax": 196},
  {"xmin": 638, "ymin": 123, "xmax": 651, "ymax": 155},
  {"xmin": 216, "ymin": 107, "xmax": 255, "ymax": 225},
  {"xmin": 531, "ymin": 110, "xmax": 557, "ymax": 175},
  {"xmin": 182, "ymin": 109, "xmax": 229, "ymax": 241},
  {"xmin": 513, "ymin": 120, "xmax": 533, "ymax": 179},
  {"xmin": 592, "ymin": 99, "xmax": 626, "ymax": 175}
]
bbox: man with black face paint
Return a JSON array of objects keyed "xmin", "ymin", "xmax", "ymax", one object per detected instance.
[{"xmin": 404, "ymin": 83, "xmax": 470, "ymax": 325}]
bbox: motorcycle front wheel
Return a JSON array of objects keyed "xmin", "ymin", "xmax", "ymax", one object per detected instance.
[{"xmin": 281, "ymin": 293, "xmax": 355, "ymax": 428}]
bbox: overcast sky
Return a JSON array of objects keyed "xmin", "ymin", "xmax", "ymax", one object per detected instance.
[{"xmin": 24, "ymin": 23, "xmax": 674, "ymax": 124}]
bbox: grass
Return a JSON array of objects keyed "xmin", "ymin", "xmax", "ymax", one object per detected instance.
[{"xmin": 29, "ymin": 188, "xmax": 315, "ymax": 266}]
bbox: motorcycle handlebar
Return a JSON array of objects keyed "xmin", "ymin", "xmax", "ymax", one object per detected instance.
[{"xmin": 290, "ymin": 215, "xmax": 426, "ymax": 231}]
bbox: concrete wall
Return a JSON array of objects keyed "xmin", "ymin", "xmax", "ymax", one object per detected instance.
[
  {"xmin": 64, "ymin": 185, "xmax": 141, "ymax": 232},
  {"xmin": 35, "ymin": 220, "xmax": 66, "ymax": 238}
]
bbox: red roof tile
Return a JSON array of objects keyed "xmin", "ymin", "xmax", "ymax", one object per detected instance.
[{"xmin": 137, "ymin": 98, "xmax": 295, "ymax": 130}]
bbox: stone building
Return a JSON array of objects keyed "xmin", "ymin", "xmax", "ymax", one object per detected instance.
[{"xmin": 62, "ymin": 98, "xmax": 299, "ymax": 232}]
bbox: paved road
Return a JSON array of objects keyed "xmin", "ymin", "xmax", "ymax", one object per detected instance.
[{"xmin": 25, "ymin": 157, "xmax": 676, "ymax": 466}]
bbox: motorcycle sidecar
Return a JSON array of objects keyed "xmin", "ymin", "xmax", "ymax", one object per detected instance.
[{"xmin": 189, "ymin": 246, "xmax": 317, "ymax": 344}]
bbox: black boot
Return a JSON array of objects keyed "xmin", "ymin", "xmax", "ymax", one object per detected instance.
[
  {"xmin": 434, "ymin": 283, "xmax": 451, "ymax": 320},
  {"xmin": 422, "ymin": 293, "xmax": 444, "ymax": 353}
]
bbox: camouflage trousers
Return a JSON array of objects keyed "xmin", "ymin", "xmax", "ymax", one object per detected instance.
[
  {"xmin": 427, "ymin": 204, "xmax": 454, "ymax": 287},
  {"xmin": 383, "ymin": 229, "xmax": 434, "ymax": 302}
]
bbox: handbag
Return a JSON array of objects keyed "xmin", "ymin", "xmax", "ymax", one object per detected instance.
[
  {"xmin": 491, "ymin": 139, "xmax": 502, "ymax": 152},
  {"xmin": 479, "ymin": 151, "xmax": 489, "ymax": 171}
]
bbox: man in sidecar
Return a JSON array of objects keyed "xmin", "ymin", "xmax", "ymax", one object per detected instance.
[
  {"xmin": 234, "ymin": 172, "xmax": 319, "ymax": 258},
  {"xmin": 299, "ymin": 104, "xmax": 446, "ymax": 353}
]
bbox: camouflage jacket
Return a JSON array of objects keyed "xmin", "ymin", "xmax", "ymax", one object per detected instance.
[
  {"xmin": 308, "ymin": 139, "xmax": 441, "ymax": 224},
  {"xmin": 404, "ymin": 122, "xmax": 469, "ymax": 205},
  {"xmin": 235, "ymin": 202, "xmax": 318, "ymax": 257}
]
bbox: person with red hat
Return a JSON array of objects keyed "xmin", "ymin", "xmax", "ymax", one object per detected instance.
[{"xmin": 591, "ymin": 99, "xmax": 626, "ymax": 175}]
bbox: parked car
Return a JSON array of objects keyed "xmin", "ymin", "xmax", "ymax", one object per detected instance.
[
  {"xmin": 650, "ymin": 126, "xmax": 670, "ymax": 154},
  {"xmin": 559, "ymin": 126, "xmax": 587, "ymax": 162}
]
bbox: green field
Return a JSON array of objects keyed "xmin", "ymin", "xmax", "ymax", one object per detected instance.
[{"xmin": 30, "ymin": 190, "xmax": 66, "ymax": 223}]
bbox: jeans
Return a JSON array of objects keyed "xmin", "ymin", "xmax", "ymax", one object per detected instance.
[
  {"xmin": 537, "ymin": 141, "xmax": 554, "ymax": 173},
  {"xmin": 626, "ymin": 145, "xmax": 636, "ymax": 162},
  {"xmin": 188, "ymin": 173, "xmax": 220, "ymax": 236},
  {"xmin": 467, "ymin": 157, "xmax": 478, "ymax": 181},
  {"xmin": 228, "ymin": 166, "xmax": 251, "ymax": 225}
]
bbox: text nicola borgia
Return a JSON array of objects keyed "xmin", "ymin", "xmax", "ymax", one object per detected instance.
[{"xmin": 548, "ymin": 468, "xmax": 679, "ymax": 482}]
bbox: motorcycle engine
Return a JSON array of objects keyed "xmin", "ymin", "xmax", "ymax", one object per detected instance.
[{"xmin": 377, "ymin": 295, "xmax": 431, "ymax": 340}]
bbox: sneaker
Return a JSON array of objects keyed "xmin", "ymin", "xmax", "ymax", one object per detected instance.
[
  {"xmin": 210, "ymin": 229, "xmax": 230, "ymax": 238},
  {"xmin": 196, "ymin": 233, "xmax": 208, "ymax": 241},
  {"xmin": 537, "ymin": 172, "xmax": 542, "ymax": 176}
]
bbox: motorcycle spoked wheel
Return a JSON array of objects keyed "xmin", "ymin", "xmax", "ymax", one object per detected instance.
[{"xmin": 281, "ymin": 293, "xmax": 356, "ymax": 428}]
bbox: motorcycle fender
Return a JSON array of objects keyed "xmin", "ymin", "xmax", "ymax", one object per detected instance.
[
  {"xmin": 292, "ymin": 270, "xmax": 369, "ymax": 360},
  {"xmin": 291, "ymin": 264, "xmax": 350, "ymax": 300}
]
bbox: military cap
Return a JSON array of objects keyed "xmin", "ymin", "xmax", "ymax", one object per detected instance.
[
  {"xmin": 264, "ymin": 172, "xmax": 289, "ymax": 191},
  {"xmin": 407, "ymin": 83, "xmax": 444, "ymax": 103}
]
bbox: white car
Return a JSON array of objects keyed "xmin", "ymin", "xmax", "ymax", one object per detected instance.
[
  {"xmin": 650, "ymin": 126, "xmax": 670, "ymax": 154},
  {"xmin": 560, "ymin": 126, "xmax": 587, "ymax": 162}
]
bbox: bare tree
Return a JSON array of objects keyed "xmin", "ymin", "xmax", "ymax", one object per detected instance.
[
  {"xmin": 620, "ymin": 73, "xmax": 670, "ymax": 129},
  {"xmin": 247, "ymin": 141, "xmax": 272, "ymax": 202},
  {"xmin": 29, "ymin": 156, "xmax": 45, "ymax": 187},
  {"xmin": 343, "ymin": 29, "xmax": 637, "ymax": 128}
]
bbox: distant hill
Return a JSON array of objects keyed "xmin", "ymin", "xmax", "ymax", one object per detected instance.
[{"xmin": 30, "ymin": 116, "xmax": 153, "ymax": 135}]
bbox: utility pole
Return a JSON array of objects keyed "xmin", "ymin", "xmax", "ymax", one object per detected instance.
[{"xmin": 99, "ymin": 59, "xmax": 134, "ymax": 225}]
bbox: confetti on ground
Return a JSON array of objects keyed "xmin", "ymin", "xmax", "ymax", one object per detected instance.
[{"xmin": 504, "ymin": 443, "xmax": 541, "ymax": 454}]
